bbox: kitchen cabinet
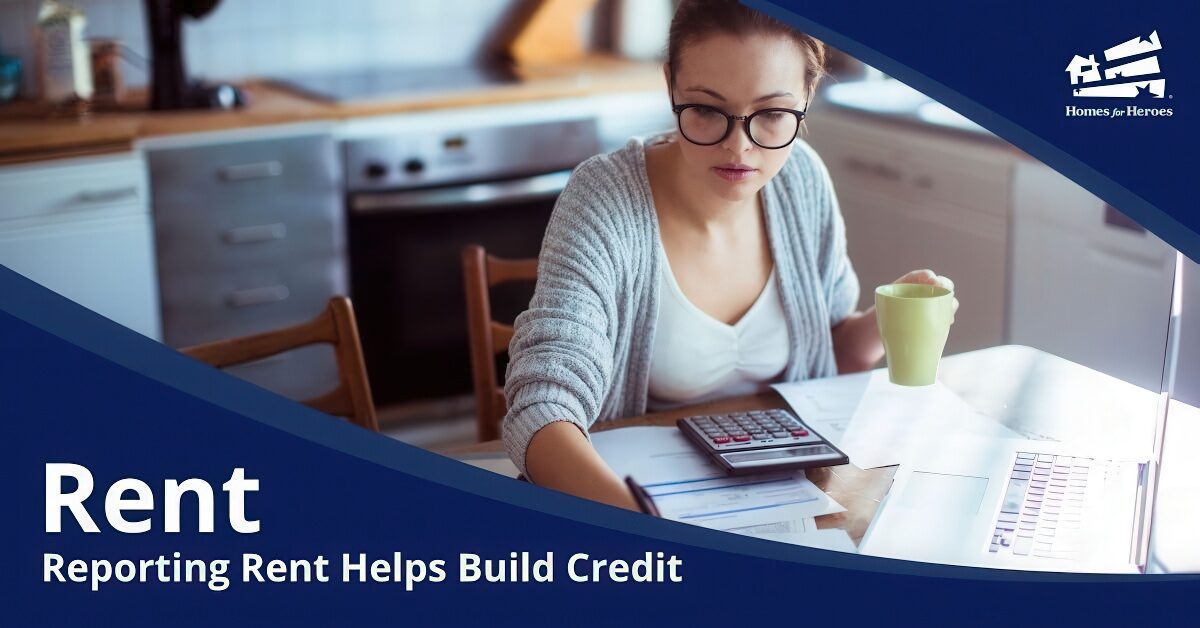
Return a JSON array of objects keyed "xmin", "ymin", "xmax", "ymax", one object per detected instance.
[
  {"xmin": 146, "ymin": 129, "xmax": 346, "ymax": 401},
  {"xmin": 0, "ymin": 153, "xmax": 161, "ymax": 339},
  {"xmin": 1009, "ymin": 161, "xmax": 1176, "ymax": 391},
  {"xmin": 804, "ymin": 106, "xmax": 1015, "ymax": 356}
]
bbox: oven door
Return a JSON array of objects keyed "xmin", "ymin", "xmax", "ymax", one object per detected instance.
[{"xmin": 348, "ymin": 170, "xmax": 569, "ymax": 409}]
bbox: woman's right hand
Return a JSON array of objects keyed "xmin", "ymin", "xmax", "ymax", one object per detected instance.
[{"xmin": 524, "ymin": 421, "xmax": 640, "ymax": 511}]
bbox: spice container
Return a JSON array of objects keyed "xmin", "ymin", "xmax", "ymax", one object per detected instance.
[
  {"xmin": 90, "ymin": 39, "xmax": 123, "ymax": 107},
  {"xmin": 37, "ymin": 0, "xmax": 93, "ymax": 105}
]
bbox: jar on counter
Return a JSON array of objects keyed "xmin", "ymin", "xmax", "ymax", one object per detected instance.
[
  {"xmin": 0, "ymin": 55, "xmax": 21, "ymax": 104},
  {"xmin": 37, "ymin": 0, "xmax": 93, "ymax": 105},
  {"xmin": 89, "ymin": 39, "xmax": 123, "ymax": 107}
]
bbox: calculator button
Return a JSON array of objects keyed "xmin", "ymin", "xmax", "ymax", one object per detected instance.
[
  {"xmin": 732, "ymin": 434, "xmax": 751, "ymax": 442},
  {"xmin": 790, "ymin": 429, "xmax": 809, "ymax": 437},
  {"xmin": 712, "ymin": 436, "xmax": 731, "ymax": 444},
  {"xmin": 771, "ymin": 431, "xmax": 788, "ymax": 438},
  {"xmin": 751, "ymin": 432, "xmax": 769, "ymax": 440}
]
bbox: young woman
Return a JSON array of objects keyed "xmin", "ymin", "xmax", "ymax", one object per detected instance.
[{"xmin": 502, "ymin": 0, "xmax": 955, "ymax": 510}]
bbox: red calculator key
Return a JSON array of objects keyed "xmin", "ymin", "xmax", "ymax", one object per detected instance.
[
  {"xmin": 712, "ymin": 436, "xmax": 731, "ymax": 444},
  {"xmin": 732, "ymin": 434, "xmax": 751, "ymax": 442},
  {"xmin": 790, "ymin": 429, "xmax": 809, "ymax": 437}
]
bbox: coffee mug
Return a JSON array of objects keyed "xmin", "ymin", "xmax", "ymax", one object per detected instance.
[{"xmin": 875, "ymin": 283, "xmax": 955, "ymax": 386}]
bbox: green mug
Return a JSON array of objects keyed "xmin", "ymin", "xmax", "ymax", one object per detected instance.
[{"xmin": 875, "ymin": 283, "xmax": 955, "ymax": 386}]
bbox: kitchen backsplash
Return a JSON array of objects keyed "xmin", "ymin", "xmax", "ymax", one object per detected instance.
[{"xmin": 0, "ymin": 0, "xmax": 570, "ymax": 98}]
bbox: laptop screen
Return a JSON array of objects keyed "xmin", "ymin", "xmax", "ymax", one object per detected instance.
[
  {"xmin": 1169, "ymin": 253, "xmax": 1197, "ymax": 406},
  {"xmin": 1145, "ymin": 251, "xmax": 1194, "ymax": 572}
]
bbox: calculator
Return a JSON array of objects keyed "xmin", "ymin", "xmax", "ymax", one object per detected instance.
[{"xmin": 677, "ymin": 409, "xmax": 849, "ymax": 475}]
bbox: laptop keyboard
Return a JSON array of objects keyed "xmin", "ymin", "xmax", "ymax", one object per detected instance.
[{"xmin": 989, "ymin": 452, "xmax": 1106, "ymax": 559}]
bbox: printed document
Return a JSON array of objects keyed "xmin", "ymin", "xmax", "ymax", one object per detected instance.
[
  {"xmin": 591, "ymin": 427, "xmax": 846, "ymax": 531},
  {"xmin": 774, "ymin": 370, "xmax": 1020, "ymax": 468}
]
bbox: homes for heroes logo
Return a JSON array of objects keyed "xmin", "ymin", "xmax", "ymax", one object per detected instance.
[{"xmin": 1064, "ymin": 30, "xmax": 1173, "ymax": 118}]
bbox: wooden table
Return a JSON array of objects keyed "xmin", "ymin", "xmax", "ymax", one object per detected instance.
[
  {"xmin": 442, "ymin": 346, "xmax": 1167, "ymax": 547},
  {"xmin": 444, "ymin": 390, "xmax": 896, "ymax": 545}
]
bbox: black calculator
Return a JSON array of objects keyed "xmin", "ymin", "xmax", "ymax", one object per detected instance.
[{"xmin": 677, "ymin": 409, "xmax": 849, "ymax": 475}]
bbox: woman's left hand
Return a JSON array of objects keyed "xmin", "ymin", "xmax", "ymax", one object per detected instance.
[{"xmin": 893, "ymin": 269, "xmax": 959, "ymax": 321}]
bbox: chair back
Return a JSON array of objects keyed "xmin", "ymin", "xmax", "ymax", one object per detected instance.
[
  {"xmin": 462, "ymin": 245, "xmax": 538, "ymax": 441},
  {"xmin": 182, "ymin": 297, "xmax": 379, "ymax": 432}
]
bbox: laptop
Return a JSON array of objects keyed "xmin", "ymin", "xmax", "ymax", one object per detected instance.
[{"xmin": 859, "ymin": 252, "xmax": 1187, "ymax": 573}]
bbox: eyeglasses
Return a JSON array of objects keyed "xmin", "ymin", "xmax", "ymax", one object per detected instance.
[{"xmin": 672, "ymin": 103, "xmax": 808, "ymax": 149}]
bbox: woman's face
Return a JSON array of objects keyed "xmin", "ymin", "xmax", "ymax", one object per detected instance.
[{"xmin": 669, "ymin": 33, "xmax": 809, "ymax": 204}]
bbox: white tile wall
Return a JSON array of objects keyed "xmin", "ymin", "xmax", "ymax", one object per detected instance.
[{"xmin": 0, "ymin": 0, "xmax": 533, "ymax": 98}]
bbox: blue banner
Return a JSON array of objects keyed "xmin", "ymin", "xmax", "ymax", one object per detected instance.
[{"xmin": 5, "ymin": 263, "xmax": 1196, "ymax": 625}]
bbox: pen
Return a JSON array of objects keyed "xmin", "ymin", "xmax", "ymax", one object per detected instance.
[{"xmin": 625, "ymin": 476, "xmax": 661, "ymax": 517}]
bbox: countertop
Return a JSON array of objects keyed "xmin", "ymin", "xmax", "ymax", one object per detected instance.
[
  {"xmin": 0, "ymin": 55, "xmax": 664, "ymax": 165},
  {"xmin": 813, "ymin": 79, "xmax": 1043, "ymax": 162}
]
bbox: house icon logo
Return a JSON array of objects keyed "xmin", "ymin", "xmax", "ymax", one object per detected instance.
[{"xmin": 1066, "ymin": 31, "xmax": 1165, "ymax": 98}]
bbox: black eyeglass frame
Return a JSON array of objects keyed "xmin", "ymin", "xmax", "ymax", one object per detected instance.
[{"xmin": 671, "ymin": 103, "xmax": 809, "ymax": 149}]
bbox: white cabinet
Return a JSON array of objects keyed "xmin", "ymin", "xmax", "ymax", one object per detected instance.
[
  {"xmin": 1010, "ymin": 161, "xmax": 1176, "ymax": 391},
  {"xmin": 804, "ymin": 107, "xmax": 1015, "ymax": 355},
  {"xmin": 0, "ymin": 153, "xmax": 161, "ymax": 339}
]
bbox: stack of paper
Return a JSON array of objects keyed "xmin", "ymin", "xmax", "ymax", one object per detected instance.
[
  {"xmin": 773, "ymin": 370, "xmax": 1021, "ymax": 469},
  {"xmin": 591, "ymin": 427, "xmax": 847, "ymax": 542},
  {"xmin": 741, "ymin": 528, "xmax": 857, "ymax": 553}
]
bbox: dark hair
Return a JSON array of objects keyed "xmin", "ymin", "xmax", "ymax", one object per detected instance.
[{"xmin": 667, "ymin": 0, "xmax": 827, "ymax": 99}]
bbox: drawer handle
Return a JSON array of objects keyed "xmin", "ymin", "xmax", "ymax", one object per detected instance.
[
  {"xmin": 77, "ymin": 186, "xmax": 139, "ymax": 204},
  {"xmin": 218, "ymin": 161, "xmax": 283, "ymax": 182},
  {"xmin": 222, "ymin": 223, "xmax": 287, "ymax": 245},
  {"xmin": 844, "ymin": 157, "xmax": 902, "ymax": 182},
  {"xmin": 225, "ymin": 285, "xmax": 290, "ymax": 308}
]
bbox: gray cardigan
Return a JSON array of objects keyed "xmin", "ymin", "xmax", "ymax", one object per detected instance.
[{"xmin": 502, "ymin": 135, "xmax": 860, "ymax": 474}]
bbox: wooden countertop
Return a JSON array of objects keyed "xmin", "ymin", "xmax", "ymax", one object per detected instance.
[{"xmin": 0, "ymin": 55, "xmax": 664, "ymax": 165}]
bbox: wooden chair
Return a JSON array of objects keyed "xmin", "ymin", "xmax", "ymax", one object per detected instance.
[
  {"xmin": 181, "ymin": 297, "xmax": 380, "ymax": 432},
  {"xmin": 462, "ymin": 245, "xmax": 538, "ymax": 442}
]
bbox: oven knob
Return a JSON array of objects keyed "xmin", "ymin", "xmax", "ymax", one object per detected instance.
[
  {"xmin": 403, "ymin": 158, "xmax": 426, "ymax": 175},
  {"xmin": 364, "ymin": 162, "xmax": 388, "ymax": 180}
]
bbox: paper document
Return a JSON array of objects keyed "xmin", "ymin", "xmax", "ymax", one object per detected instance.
[
  {"xmin": 773, "ymin": 370, "xmax": 873, "ymax": 443},
  {"xmin": 642, "ymin": 471, "xmax": 835, "ymax": 528},
  {"xmin": 774, "ymin": 370, "xmax": 1021, "ymax": 469},
  {"xmin": 591, "ymin": 427, "xmax": 845, "ymax": 531},
  {"xmin": 724, "ymin": 517, "xmax": 815, "ymax": 537},
  {"xmin": 745, "ymin": 528, "xmax": 857, "ymax": 553}
]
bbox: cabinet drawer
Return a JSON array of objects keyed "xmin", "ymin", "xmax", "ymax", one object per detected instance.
[
  {"xmin": 159, "ymin": 256, "xmax": 347, "ymax": 348},
  {"xmin": 807, "ymin": 111, "xmax": 1013, "ymax": 218},
  {"xmin": 0, "ymin": 212, "xmax": 161, "ymax": 339},
  {"xmin": 0, "ymin": 153, "xmax": 148, "ymax": 223},
  {"xmin": 154, "ymin": 195, "xmax": 344, "ymax": 274},
  {"xmin": 148, "ymin": 134, "xmax": 339, "ymax": 207}
]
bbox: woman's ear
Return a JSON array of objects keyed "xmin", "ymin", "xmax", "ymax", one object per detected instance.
[{"xmin": 662, "ymin": 62, "xmax": 673, "ymax": 103}]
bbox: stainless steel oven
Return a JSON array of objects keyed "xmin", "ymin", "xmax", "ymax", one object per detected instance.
[{"xmin": 345, "ymin": 118, "xmax": 602, "ymax": 409}]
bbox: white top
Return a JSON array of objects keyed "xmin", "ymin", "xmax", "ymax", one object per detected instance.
[{"xmin": 647, "ymin": 250, "xmax": 791, "ymax": 409}]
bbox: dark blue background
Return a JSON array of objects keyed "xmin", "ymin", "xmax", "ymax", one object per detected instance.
[
  {"xmin": 4, "ymin": 265, "xmax": 1197, "ymax": 625},
  {"xmin": 6, "ymin": 1, "xmax": 1200, "ymax": 624},
  {"xmin": 750, "ymin": 0, "xmax": 1199, "ymax": 262}
]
